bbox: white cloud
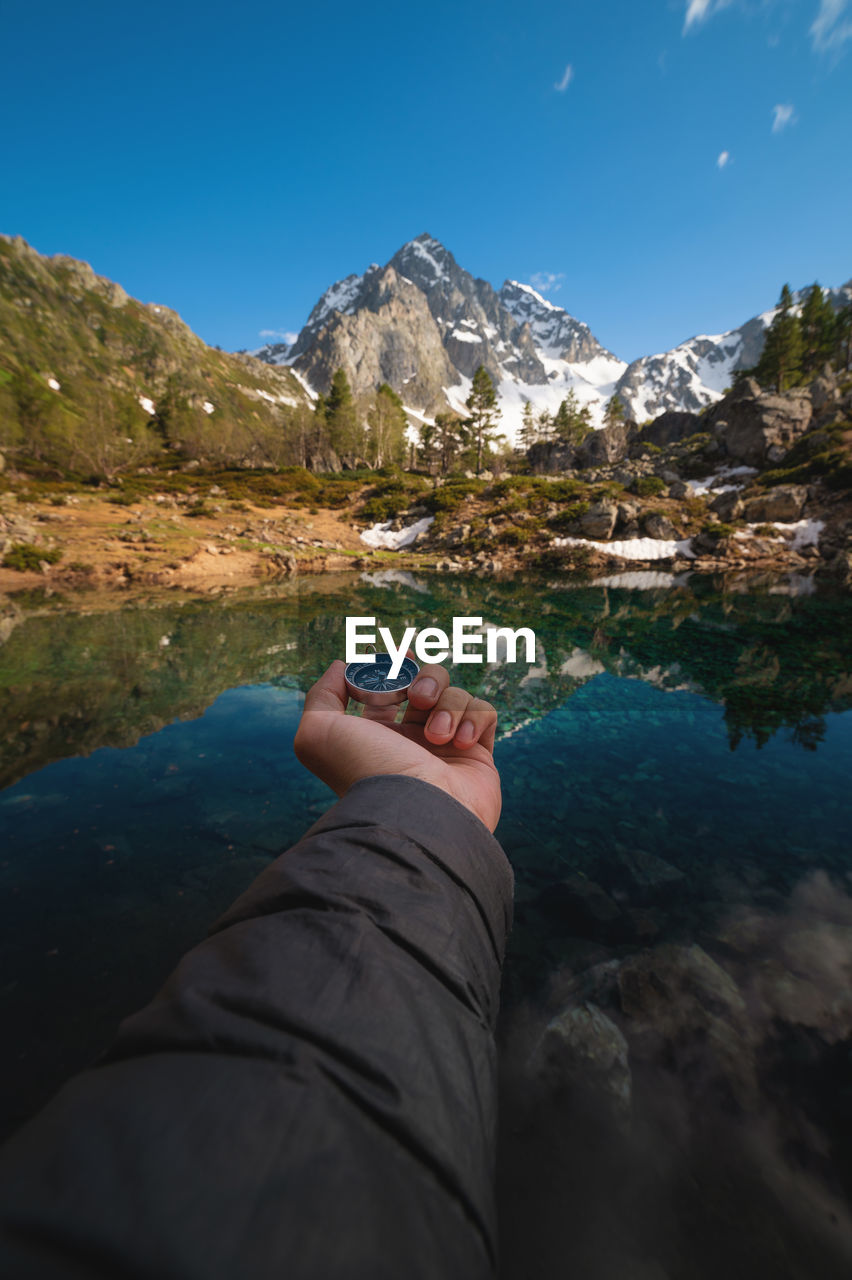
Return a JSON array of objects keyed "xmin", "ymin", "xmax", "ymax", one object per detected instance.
[
  {"xmin": 717, "ymin": 150, "xmax": 731, "ymax": 168},
  {"xmin": 530, "ymin": 271, "xmax": 565, "ymax": 295},
  {"xmin": 554, "ymin": 64, "xmax": 573, "ymax": 92},
  {"xmin": 771, "ymin": 102, "xmax": 796, "ymax": 131},
  {"xmin": 683, "ymin": 0, "xmax": 733, "ymax": 33},
  {"xmin": 259, "ymin": 329, "xmax": 297, "ymax": 343},
  {"xmin": 810, "ymin": 0, "xmax": 852, "ymax": 51}
]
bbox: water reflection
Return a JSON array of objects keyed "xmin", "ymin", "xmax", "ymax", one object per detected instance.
[
  {"xmin": 2, "ymin": 572, "xmax": 852, "ymax": 1275},
  {"xmin": 2, "ymin": 572, "xmax": 851, "ymax": 792}
]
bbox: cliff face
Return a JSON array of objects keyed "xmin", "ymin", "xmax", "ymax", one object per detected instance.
[{"xmin": 290, "ymin": 265, "xmax": 458, "ymax": 412}]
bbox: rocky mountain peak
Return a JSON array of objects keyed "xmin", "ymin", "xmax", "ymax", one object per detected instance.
[
  {"xmin": 254, "ymin": 234, "xmax": 852, "ymax": 446},
  {"xmin": 389, "ymin": 233, "xmax": 456, "ymax": 289},
  {"xmin": 499, "ymin": 280, "xmax": 620, "ymax": 366}
]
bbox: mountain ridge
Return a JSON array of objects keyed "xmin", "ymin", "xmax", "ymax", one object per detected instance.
[{"xmin": 255, "ymin": 233, "xmax": 851, "ymax": 443}]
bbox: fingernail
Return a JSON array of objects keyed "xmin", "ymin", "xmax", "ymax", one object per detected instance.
[
  {"xmin": 456, "ymin": 719, "xmax": 475, "ymax": 744},
  {"xmin": 413, "ymin": 678, "xmax": 438, "ymax": 699},
  {"xmin": 430, "ymin": 711, "xmax": 452, "ymax": 736}
]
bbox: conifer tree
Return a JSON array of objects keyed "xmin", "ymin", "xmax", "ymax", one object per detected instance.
[
  {"xmin": 536, "ymin": 407, "xmax": 554, "ymax": 442},
  {"xmin": 366, "ymin": 383, "xmax": 407, "ymax": 468},
  {"xmin": 553, "ymin": 389, "xmax": 593, "ymax": 445},
  {"xmin": 603, "ymin": 393, "xmax": 626, "ymax": 428},
  {"xmin": 799, "ymin": 283, "xmax": 836, "ymax": 376},
  {"xmin": 325, "ymin": 368, "xmax": 363, "ymax": 463},
  {"xmin": 755, "ymin": 285, "xmax": 803, "ymax": 391},
  {"xmin": 518, "ymin": 400, "xmax": 538, "ymax": 452},
  {"xmin": 465, "ymin": 365, "xmax": 501, "ymax": 475},
  {"xmin": 835, "ymin": 302, "xmax": 852, "ymax": 373},
  {"xmin": 417, "ymin": 412, "xmax": 468, "ymax": 475}
]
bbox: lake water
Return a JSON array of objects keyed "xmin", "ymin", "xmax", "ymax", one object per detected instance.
[{"xmin": 2, "ymin": 569, "xmax": 852, "ymax": 1278}]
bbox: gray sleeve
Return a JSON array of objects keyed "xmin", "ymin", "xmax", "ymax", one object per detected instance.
[{"xmin": 0, "ymin": 775, "xmax": 514, "ymax": 1280}]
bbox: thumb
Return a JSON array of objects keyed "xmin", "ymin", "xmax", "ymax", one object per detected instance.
[{"xmin": 302, "ymin": 660, "xmax": 349, "ymax": 717}]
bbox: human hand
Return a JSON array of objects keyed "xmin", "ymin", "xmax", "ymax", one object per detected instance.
[{"xmin": 294, "ymin": 660, "xmax": 501, "ymax": 831}]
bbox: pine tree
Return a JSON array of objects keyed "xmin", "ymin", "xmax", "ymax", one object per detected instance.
[
  {"xmin": 417, "ymin": 412, "xmax": 468, "ymax": 475},
  {"xmin": 325, "ymin": 368, "xmax": 363, "ymax": 463},
  {"xmin": 518, "ymin": 400, "xmax": 538, "ymax": 452},
  {"xmin": 835, "ymin": 302, "xmax": 852, "ymax": 373},
  {"xmin": 799, "ymin": 283, "xmax": 836, "ymax": 376},
  {"xmin": 553, "ymin": 389, "xmax": 593, "ymax": 446},
  {"xmin": 367, "ymin": 383, "xmax": 407, "ymax": 468},
  {"xmin": 536, "ymin": 408, "xmax": 554, "ymax": 442},
  {"xmin": 603, "ymin": 394, "xmax": 626, "ymax": 428},
  {"xmin": 755, "ymin": 285, "xmax": 803, "ymax": 391},
  {"xmin": 465, "ymin": 365, "xmax": 501, "ymax": 475}
]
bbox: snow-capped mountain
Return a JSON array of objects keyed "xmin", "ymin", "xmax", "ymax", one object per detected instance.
[
  {"xmin": 613, "ymin": 284, "xmax": 852, "ymax": 422},
  {"xmin": 253, "ymin": 235, "xmax": 851, "ymax": 444}
]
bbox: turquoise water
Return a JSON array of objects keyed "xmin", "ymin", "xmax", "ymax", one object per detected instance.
[{"xmin": 2, "ymin": 571, "xmax": 852, "ymax": 1276}]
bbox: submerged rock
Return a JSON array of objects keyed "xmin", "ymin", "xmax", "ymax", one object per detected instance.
[{"xmin": 528, "ymin": 1001, "xmax": 632, "ymax": 1123}]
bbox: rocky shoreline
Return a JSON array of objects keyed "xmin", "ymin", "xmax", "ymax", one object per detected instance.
[{"xmin": 1, "ymin": 369, "xmax": 850, "ymax": 596}]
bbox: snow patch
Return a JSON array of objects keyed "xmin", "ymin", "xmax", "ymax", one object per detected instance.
[
  {"xmin": 774, "ymin": 518, "xmax": 824, "ymax": 551},
  {"xmin": 47, "ymin": 377, "xmax": 60, "ymax": 391},
  {"xmin": 138, "ymin": 396, "xmax": 155, "ymax": 415},
  {"xmin": 202, "ymin": 401, "xmax": 215, "ymax": 415},
  {"xmin": 553, "ymin": 535, "xmax": 696, "ymax": 561},
  {"xmin": 360, "ymin": 516, "xmax": 434, "ymax": 550}
]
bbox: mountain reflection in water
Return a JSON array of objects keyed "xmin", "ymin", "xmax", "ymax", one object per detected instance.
[{"xmin": 1, "ymin": 571, "xmax": 852, "ymax": 1278}]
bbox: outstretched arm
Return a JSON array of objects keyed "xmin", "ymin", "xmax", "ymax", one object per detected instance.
[{"xmin": 0, "ymin": 663, "xmax": 512, "ymax": 1279}]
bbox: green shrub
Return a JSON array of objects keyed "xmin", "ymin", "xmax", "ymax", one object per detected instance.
[
  {"xmin": 421, "ymin": 479, "xmax": 486, "ymax": 515},
  {"xmin": 701, "ymin": 521, "xmax": 736, "ymax": 540},
  {"xmin": 547, "ymin": 501, "xmax": 590, "ymax": 531},
  {"xmin": 539, "ymin": 544, "xmax": 596, "ymax": 573},
  {"xmin": 631, "ymin": 475, "xmax": 666, "ymax": 497},
  {"xmin": 759, "ymin": 420, "xmax": 852, "ymax": 490},
  {"xmin": 546, "ymin": 478, "xmax": 586, "ymax": 502},
  {"xmin": 2, "ymin": 542, "xmax": 63, "ymax": 571}
]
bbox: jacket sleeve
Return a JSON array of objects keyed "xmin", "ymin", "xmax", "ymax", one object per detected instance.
[{"xmin": 0, "ymin": 775, "xmax": 514, "ymax": 1280}]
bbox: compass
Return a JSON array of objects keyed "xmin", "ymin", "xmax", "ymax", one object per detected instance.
[{"xmin": 344, "ymin": 653, "xmax": 420, "ymax": 707}]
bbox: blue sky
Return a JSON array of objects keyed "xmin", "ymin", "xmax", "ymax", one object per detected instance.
[{"xmin": 2, "ymin": 0, "xmax": 850, "ymax": 361}]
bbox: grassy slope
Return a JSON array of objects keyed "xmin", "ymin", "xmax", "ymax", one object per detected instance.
[{"xmin": 0, "ymin": 235, "xmax": 309, "ymax": 469}]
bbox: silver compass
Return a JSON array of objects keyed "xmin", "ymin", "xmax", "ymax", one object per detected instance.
[{"xmin": 344, "ymin": 653, "xmax": 420, "ymax": 707}]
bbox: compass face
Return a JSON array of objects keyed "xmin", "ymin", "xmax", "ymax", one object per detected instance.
[{"xmin": 344, "ymin": 654, "xmax": 420, "ymax": 706}]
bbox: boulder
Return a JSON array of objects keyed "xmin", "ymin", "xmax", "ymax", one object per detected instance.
[
  {"xmin": 616, "ymin": 499, "xmax": 642, "ymax": 535},
  {"xmin": 616, "ymin": 944, "xmax": 756, "ymax": 1105},
  {"xmin": 576, "ymin": 421, "xmax": 632, "ymax": 467},
  {"xmin": 577, "ymin": 499, "xmax": 618, "ymax": 540},
  {"xmin": 708, "ymin": 489, "xmax": 744, "ymax": 521},
  {"xmin": 528, "ymin": 1002, "xmax": 632, "ymax": 1122},
  {"xmin": 668, "ymin": 479, "xmax": 695, "ymax": 500},
  {"xmin": 527, "ymin": 440, "xmax": 576, "ymax": 474},
  {"xmin": 638, "ymin": 410, "xmax": 703, "ymax": 447},
  {"xmin": 740, "ymin": 485, "xmax": 808, "ymax": 524},
  {"xmin": 642, "ymin": 512, "xmax": 678, "ymax": 540},
  {"xmin": 711, "ymin": 384, "xmax": 813, "ymax": 467},
  {"xmin": 810, "ymin": 368, "xmax": 839, "ymax": 412}
]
